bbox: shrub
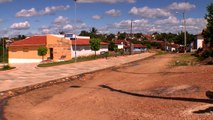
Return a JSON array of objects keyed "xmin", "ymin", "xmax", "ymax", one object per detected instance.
[{"xmin": 201, "ymin": 49, "xmax": 213, "ymax": 59}]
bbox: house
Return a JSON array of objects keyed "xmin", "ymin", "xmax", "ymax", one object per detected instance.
[
  {"xmin": 133, "ymin": 44, "xmax": 147, "ymax": 52},
  {"xmin": 114, "ymin": 39, "xmax": 147, "ymax": 53},
  {"xmin": 8, "ymin": 34, "xmax": 72, "ymax": 64},
  {"xmin": 191, "ymin": 34, "xmax": 204, "ymax": 49},
  {"xmin": 69, "ymin": 36, "xmax": 108, "ymax": 57}
]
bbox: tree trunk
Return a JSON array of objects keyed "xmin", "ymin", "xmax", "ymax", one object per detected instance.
[{"xmin": 42, "ymin": 56, "xmax": 44, "ymax": 61}]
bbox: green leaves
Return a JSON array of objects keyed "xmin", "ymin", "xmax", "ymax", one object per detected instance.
[
  {"xmin": 204, "ymin": 3, "xmax": 213, "ymax": 45},
  {"xmin": 37, "ymin": 46, "xmax": 48, "ymax": 60}
]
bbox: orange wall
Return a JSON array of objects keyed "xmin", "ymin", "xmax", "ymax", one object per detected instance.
[
  {"xmin": 9, "ymin": 35, "xmax": 72, "ymax": 62},
  {"xmin": 9, "ymin": 46, "xmax": 46, "ymax": 59},
  {"xmin": 46, "ymin": 35, "xmax": 72, "ymax": 61}
]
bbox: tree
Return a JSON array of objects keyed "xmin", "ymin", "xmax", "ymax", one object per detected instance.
[
  {"xmin": 108, "ymin": 41, "xmax": 116, "ymax": 51},
  {"xmin": 105, "ymin": 34, "xmax": 115, "ymax": 42},
  {"xmin": 90, "ymin": 27, "xmax": 98, "ymax": 35},
  {"xmin": 79, "ymin": 30, "xmax": 90, "ymax": 36},
  {"xmin": 13, "ymin": 35, "xmax": 26, "ymax": 41},
  {"xmin": 203, "ymin": 3, "xmax": 213, "ymax": 47},
  {"xmin": 59, "ymin": 31, "xmax": 65, "ymax": 35},
  {"xmin": 37, "ymin": 46, "xmax": 48, "ymax": 61},
  {"xmin": 118, "ymin": 32, "xmax": 127, "ymax": 40},
  {"xmin": 89, "ymin": 38, "xmax": 101, "ymax": 57}
]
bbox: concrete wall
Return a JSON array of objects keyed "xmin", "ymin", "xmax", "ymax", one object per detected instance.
[
  {"xmin": 72, "ymin": 45, "xmax": 108, "ymax": 58},
  {"xmin": 8, "ymin": 46, "xmax": 44, "ymax": 64}
]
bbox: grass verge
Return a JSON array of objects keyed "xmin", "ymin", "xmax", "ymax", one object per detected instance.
[
  {"xmin": 37, "ymin": 52, "xmax": 123, "ymax": 67},
  {"xmin": 170, "ymin": 53, "xmax": 199, "ymax": 66},
  {"xmin": 0, "ymin": 65, "xmax": 16, "ymax": 71}
]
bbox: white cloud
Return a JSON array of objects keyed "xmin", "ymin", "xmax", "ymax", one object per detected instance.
[
  {"xmin": 41, "ymin": 5, "xmax": 70, "ymax": 15},
  {"xmin": 63, "ymin": 24, "xmax": 73, "ymax": 31},
  {"xmin": 16, "ymin": 5, "xmax": 70, "ymax": 17},
  {"xmin": 105, "ymin": 9, "xmax": 121, "ymax": 16},
  {"xmin": 112, "ymin": 19, "xmax": 149, "ymax": 30},
  {"xmin": 16, "ymin": 8, "xmax": 37, "ymax": 17},
  {"xmin": 155, "ymin": 16, "xmax": 179, "ymax": 25},
  {"xmin": 0, "ymin": 0, "xmax": 12, "ymax": 3},
  {"xmin": 129, "ymin": 6, "xmax": 171, "ymax": 18},
  {"xmin": 92, "ymin": 15, "xmax": 102, "ymax": 20},
  {"xmin": 168, "ymin": 2, "xmax": 196, "ymax": 11},
  {"xmin": 184, "ymin": 18, "xmax": 207, "ymax": 26},
  {"xmin": 77, "ymin": 0, "xmax": 136, "ymax": 4},
  {"xmin": 107, "ymin": 17, "xmax": 206, "ymax": 34},
  {"xmin": 54, "ymin": 16, "xmax": 70, "ymax": 25},
  {"xmin": 10, "ymin": 21, "xmax": 31, "ymax": 30}
]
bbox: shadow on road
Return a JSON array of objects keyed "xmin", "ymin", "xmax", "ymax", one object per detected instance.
[
  {"xmin": 193, "ymin": 107, "xmax": 213, "ymax": 114},
  {"xmin": 99, "ymin": 85, "xmax": 213, "ymax": 104}
]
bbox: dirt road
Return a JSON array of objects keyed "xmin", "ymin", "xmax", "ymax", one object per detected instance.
[{"xmin": 3, "ymin": 54, "xmax": 213, "ymax": 120}]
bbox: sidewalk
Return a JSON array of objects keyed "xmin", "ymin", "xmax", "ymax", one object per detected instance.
[{"xmin": 0, "ymin": 52, "xmax": 154, "ymax": 92}]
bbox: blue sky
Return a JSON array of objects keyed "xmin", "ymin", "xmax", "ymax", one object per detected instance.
[{"xmin": 0, "ymin": 0, "xmax": 212, "ymax": 37}]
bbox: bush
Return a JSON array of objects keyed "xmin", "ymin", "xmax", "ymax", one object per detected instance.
[
  {"xmin": 201, "ymin": 49, "xmax": 213, "ymax": 59},
  {"xmin": 146, "ymin": 44, "xmax": 151, "ymax": 49}
]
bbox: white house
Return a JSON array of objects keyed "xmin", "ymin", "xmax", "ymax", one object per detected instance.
[
  {"xmin": 196, "ymin": 35, "xmax": 204, "ymax": 49},
  {"xmin": 71, "ymin": 37, "xmax": 108, "ymax": 57},
  {"xmin": 191, "ymin": 34, "xmax": 204, "ymax": 49}
]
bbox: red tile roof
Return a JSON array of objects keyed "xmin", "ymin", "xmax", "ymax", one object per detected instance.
[
  {"xmin": 114, "ymin": 40, "xmax": 129, "ymax": 45},
  {"xmin": 10, "ymin": 36, "xmax": 46, "ymax": 47},
  {"xmin": 134, "ymin": 44, "xmax": 146, "ymax": 48},
  {"xmin": 73, "ymin": 39, "xmax": 108, "ymax": 46}
]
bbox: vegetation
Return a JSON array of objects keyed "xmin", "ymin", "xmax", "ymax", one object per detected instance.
[
  {"xmin": 89, "ymin": 38, "xmax": 101, "ymax": 57},
  {"xmin": 0, "ymin": 38, "xmax": 8, "ymax": 63},
  {"xmin": 193, "ymin": 3, "xmax": 213, "ymax": 65},
  {"xmin": 12, "ymin": 35, "xmax": 26, "ymax": 41},
  {"xmin": 37, "ymin": 46, "xmax": 48, "ymax": 61},
  {"xmin": 203, "ymin": 3, "xmax": 213, "ymax": 47},
  {"xmin": 155, "ymin": 32, "xmax": 195, "ymax": 45},
  {"xmin": 108, "ymin": 41, "xmax": 116, "ymax": 51},
  {"xmin": 37, "ymin": 53, "xmax": 114, "ymax": 67},
  {"xmin": 171, "ymin": 53, "xmax": 199, "ymax": 66},
  {"xmin": 0, "ymin": 65, "xmax": 15, "ymax": 71}
]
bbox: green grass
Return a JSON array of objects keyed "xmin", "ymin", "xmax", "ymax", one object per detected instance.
[
  {"xmin": 170, "ymin": 53, "xmax": 199, "ymax": 66},
  {"xmin": 37, "ymin": 54, "xmax": 111, "ymax": 67},
  {"xmin": 0, "ymin": 65, "xmax": 16, "ymax": 71}
]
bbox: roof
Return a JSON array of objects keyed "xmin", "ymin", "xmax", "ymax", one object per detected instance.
[
  {"xmin": 72, "ymin": 39, "xmax": 108, "ymax": 46},
  {"xmin": 134, "ymin": 44, "xmax": 146, "ymax": 48},
  {"xmin": 10, "ymin": 36, "xmax": 46, "ymax": 47},
  {"xmin": 114, "ymin": 39, "xmax": 130, "ymax": 45}
]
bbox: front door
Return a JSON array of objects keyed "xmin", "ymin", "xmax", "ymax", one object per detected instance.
[{"xmin": 50, "ymin": 48, "xmax": 53, "ymax": 59}]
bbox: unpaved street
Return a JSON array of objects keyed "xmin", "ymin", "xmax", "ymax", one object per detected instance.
[{"xmin": 3, "ymin": 54, "xmax": 213, "ymax": 120}]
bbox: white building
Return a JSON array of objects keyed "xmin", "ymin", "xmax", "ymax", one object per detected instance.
[{"xmin": 71, "ymin": 37, "xmax": 108, "ymax": 57}]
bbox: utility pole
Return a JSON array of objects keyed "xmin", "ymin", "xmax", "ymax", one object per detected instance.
[
  {"xmin": 130, "ymin": 19, "xmax": 133, "ymax": 55},
  {"xmin": 183, "ymin": 12, "xmax": 187, "ymax": 53},
  {"xmin": 2, "ymin": 39, "xmax": 5, "ymax": 65},
  {"xmin": 74, "ymin": 0, "xmax": 77, "ymax": 62}
]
